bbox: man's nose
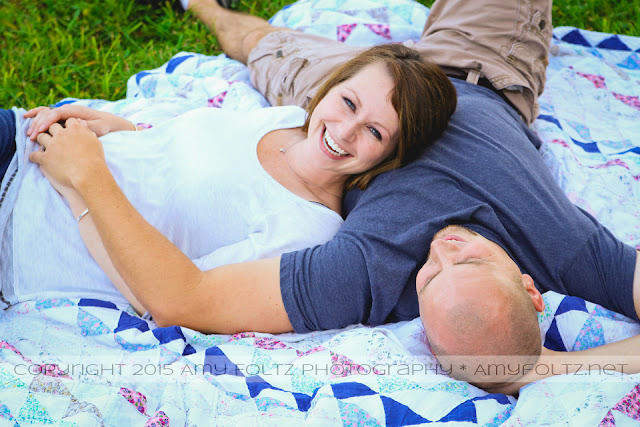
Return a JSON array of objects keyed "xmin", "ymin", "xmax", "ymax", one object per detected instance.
[{"xmin": 429, "ymin": 239, "xmax": 459, "ymax": 264}]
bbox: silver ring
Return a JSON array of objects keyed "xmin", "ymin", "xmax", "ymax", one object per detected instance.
[{"xmin": 41, "ymin": 146, "xmax": 46, "ymax": 152}]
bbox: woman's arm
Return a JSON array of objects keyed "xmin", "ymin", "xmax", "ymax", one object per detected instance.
[
  {"xmin": 479, "ymin": 337, "xmax": 640, "ymax": 396},
  {"xmin": 63, "ymin": 190, "xmax": 147, "ymax": 314},
  {"xmin": 483, "ymin": 254, "xmax": 640, "ymax": 395},
  {"xmin": 24, "ymin": 105, "xmax": 138, "ymax": 141},
  {"xmin": 31, "ymin": 119, "xmax": 292, "ymax": 334}
]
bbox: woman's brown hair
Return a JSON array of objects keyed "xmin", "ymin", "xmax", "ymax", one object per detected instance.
[{"xmin": 301, "ymin": 43, "xmax": 457, "ymax": 190}]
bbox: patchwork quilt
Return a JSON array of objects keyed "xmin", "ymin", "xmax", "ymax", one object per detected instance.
[{"xmin": 1, "ymin": 0, "xmax": 640, "ymax": 425}]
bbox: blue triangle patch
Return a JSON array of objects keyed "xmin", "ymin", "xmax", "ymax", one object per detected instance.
[
  {"xmin": 114, "ymin": 312, "xmax": 150, "ymax": 333},
  {"xmin": 381, "ymin": 396, "xmax": 432, "ymax": 425},
  {"xmin": 570, "ymin": 137, "xmax": 601, "ymax": 154},
  {"xmin": 597, "ymin": 35, "xmax": 631, "ymax": 51},
  {"xmin": 536, "ymin": 114, "xmax": 562, "ymax": 129},
  {"xmin": 204, "ymin": 346, "xmax": 244, "ymax": 377},
  {"xmin": 555, "ymin": 296, "xmax": 588, "ymax": 316},
  {"xmin": 135, "ymin": 71, "xmax": 151, "ymax": 85},
  {"xmin": 182, "ymin": 344, "xmax": 196, "ymax": 356},
  {"xmin": 472, "ymin": 394, "xmax": 512, "ymax": 405},
  {"xmin": 78, "ymin": 298, "xmax": 118, "ymax": 310},
  {"xmin": 331, "ymin": 382, "xmax": 377, "ymax": 399},
  {"xmin": 152, "ymin": 326, "xmax": 186, "ymax": 345},
  {"xmin": 561, "ymin": 29, "xmax": 591, "ymax": 47},
  {"xmin": 618, "ymin": 53, "xmax": 640, "ymax": 70},
  {"xmin": 437, "ymin": 399, "xmax": 477, "ymax": 423},
  {"xmin": 543, "ymin": 319, "xmax": 567, "ymax": 351},
  {"xmin": 166, "ymin": 54, "xmax": 194, "ymax": 73},
  {"xmin": 245, "ymin": 376, "xmax": 313, "ymax": 411}
]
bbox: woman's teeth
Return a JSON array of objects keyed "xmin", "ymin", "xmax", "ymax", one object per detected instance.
[{"xmin": 324, "ymin": 129, "xmax": 349, "ymax": 157}]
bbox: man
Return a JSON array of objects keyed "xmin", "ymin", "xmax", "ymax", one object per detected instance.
[
  {"xmin": 127, "ymin": 0, "xmax": 639, "ymax": 389},
  {"xmin": 417, "ymin": 225, "xmax": 640, "ymax": 390}
]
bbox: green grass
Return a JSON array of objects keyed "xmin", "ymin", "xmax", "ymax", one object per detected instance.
[{"xmin": 1, "ymin": 0, "xmax": 639, "ymax": 108}]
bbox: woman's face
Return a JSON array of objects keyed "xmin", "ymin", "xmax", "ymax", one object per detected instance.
[{"xmin": 306, "ymin": 62, "xmax": 400, "ymax": 176}]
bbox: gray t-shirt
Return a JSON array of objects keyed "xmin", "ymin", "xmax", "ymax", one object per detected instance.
[{"xmin": 280, "ymin": 79, "xmax": 638, "ymax": 333}]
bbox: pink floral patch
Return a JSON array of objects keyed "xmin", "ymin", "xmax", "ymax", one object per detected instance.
[
  {"xmin": 337, "ymin": 23, "xmax": 357, "ymax": 42},
  {"xmin": 589, "ymin": 158, "xmax": 630, "ymax": 171},
  {"xmin": 612, "ymin": 384, "xmax": 640, "ymax": 420},
  {"xmin": 330, "ymin": 352, "xmax": 367, "ymax": 378},
  {"xmin": 612, "ymin": 92, "xmax": 640, "ymax": 112},
  {"xmin": 576, "ymin": 71, "xmax": 607, "ymax": 89},
  {"xmin": 145, "ymin": 410, "xmax": 170, "ymax": 426},
  {"xmin": 230, "ymin": 332, "xmax": 255, "ymax": 341},
  {"xmin": 254, "ymin": 338, "xmax": 292, "ymax": 350},
  {"xmin": 549, "ymin": 138, "xmax": 571, "ymax": 149},
  {"xmin": 136, "ymin": 123, "xmax": 153, "ymax": 130},
  {"xmin": 119, "ymin": 387, "xmax": 148, "ymax": 415},
  {"xmin": 208, "ymin": 91, "xmax": 228, "ymax": 108},
  {"xmin": 599, "ymin": 410, "xmax": 615, "ymax": 427},
  {"xmin": 36, "ymin": 364, "xmax": 72, "ymax": 379},
  {"xmin": 296, "ymin": 345, "xmax": 327, "ymax": 358},
  {"xmin": 0, "ymin": 341, "xmax": 30, "ymax": 363},
  {"xmin": 364, "ymin": 23, "xmax": 391, "ymax": 39}
]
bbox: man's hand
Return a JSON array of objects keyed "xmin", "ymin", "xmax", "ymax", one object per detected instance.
[
  {"xmin": 29, "ymin": 118, "xmax": 107, "ymax": 200},
  {"xmin": 24, "ymin": 105, "xmax": 136, "ymax": 141}
]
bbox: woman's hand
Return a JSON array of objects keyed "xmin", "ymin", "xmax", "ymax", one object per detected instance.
[
  {"xmin": 29, "ymin": 119, "xmax": 107, "ymax": 199},
  {"xmin": 24, "ymin": 105, "xmax": 136, "ymax": 141}
]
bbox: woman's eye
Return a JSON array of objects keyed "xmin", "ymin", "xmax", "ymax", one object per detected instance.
[
  {"xmin": 368, "ymin": 126, "xmax": 382, "ymax": 141},
  {"xmin": 343, "ymin": 97, "xmax": 355, "ymax": 111}
]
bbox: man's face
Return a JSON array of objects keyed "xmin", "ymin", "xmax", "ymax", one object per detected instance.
[
  {"xmin": 416, "ymin": 226, "xmax": 527, "ymax": 353},
  {"xmin": 416, "ymin": 224, "xmax": 545, "ymax": 351},
  {"xmin": 415, "ymin": 225, "xmax": 521, "ymax": 299}
]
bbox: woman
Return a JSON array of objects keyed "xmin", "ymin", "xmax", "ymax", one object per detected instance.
[{"xmin": 1, "ymin": 44, "xmax": 456, "ymax": 329}]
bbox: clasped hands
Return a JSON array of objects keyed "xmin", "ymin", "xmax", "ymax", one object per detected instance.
[
  {"xmin": 27, "ymin": 107, "xmax": 111, "ymax": 201},
  {"xmin": 25, "ymin": 104, "xmax": 135, "ymax": 140}
]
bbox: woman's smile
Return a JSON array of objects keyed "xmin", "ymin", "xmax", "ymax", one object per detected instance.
[{"xmin": 319, "ymin": 125, "xmax": 351, "ymax": 159}]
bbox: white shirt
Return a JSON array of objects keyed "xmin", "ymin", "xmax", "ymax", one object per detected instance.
[{"xmin": 0, "ymin": 106, "xmax": 343, "ymax": 308}]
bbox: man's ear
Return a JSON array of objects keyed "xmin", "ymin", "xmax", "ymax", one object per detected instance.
[{"xmin": 522, "ymin": 274, "xmax": 545, "ymax": 312}]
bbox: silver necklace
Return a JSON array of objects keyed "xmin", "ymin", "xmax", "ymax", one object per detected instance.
[{"xmin": 279, "ymin": 144, "xmax": 343, "ymax": 200}]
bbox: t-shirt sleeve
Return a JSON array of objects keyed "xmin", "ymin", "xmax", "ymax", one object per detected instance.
[
  {"xmin": 562, "ymin": 225, "xmax": 638, "ymax": 321},
  {"xmin": 280, "ymin": 236, "xmax": 373, "ymax": 333}
]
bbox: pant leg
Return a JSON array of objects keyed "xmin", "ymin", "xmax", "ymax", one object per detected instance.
[
  {"xmin": 247, "ymin": 31, "xmax": 365, "ymax": 108},
  {"xmin": 0, "ymin": 109, "xmax": 17, "ymax": 180},
  {"xmin": 408, "ymin": 0, "xmax": 552, "ymax": 125}
]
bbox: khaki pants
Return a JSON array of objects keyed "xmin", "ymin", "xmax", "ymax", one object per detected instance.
[{"xmin": 248, "ymin": 0, "xmax": 552, "ymax": 126}]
